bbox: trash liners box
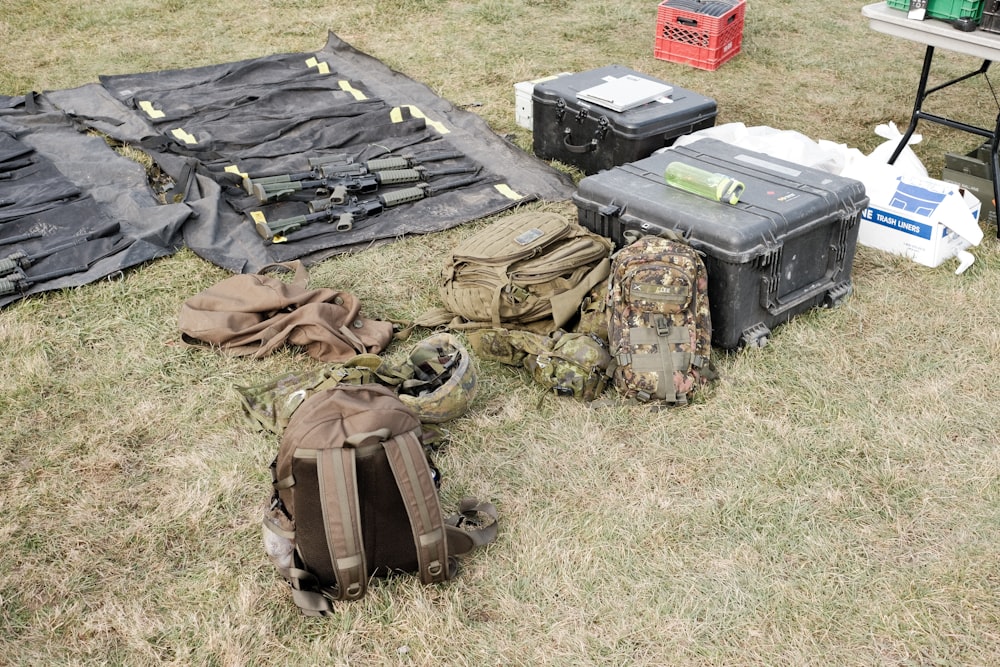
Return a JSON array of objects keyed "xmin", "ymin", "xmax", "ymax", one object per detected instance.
[
  {"xmin": 573, "ymin": 137, "xmax": 869, "ymax": 349},
  {"xmin": 532, "ymin": 65, "xmax": 717, "ymax": 175}
]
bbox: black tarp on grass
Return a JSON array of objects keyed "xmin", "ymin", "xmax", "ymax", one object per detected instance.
[
  {"xmin": 88, "ymin": 31, "xmax": 576, "ymax": 273},
  {"xmin": 0, "ymin": 32, "xmax": 575, "ymax": 306},
  {"xmin": 0, "ymin": 104, "xmax": 190, "ymax": 309}
]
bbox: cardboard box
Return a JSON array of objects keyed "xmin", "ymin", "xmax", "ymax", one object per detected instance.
[
  {"xmin": 514, "ymin": 73, "xmax": 571, "ymax": 131},
  {"xmin": 858, "ymin": 174, "xmax": 982, "ymax": 268}
]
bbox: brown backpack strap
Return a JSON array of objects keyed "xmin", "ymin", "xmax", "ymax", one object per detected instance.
[
  {"xmin": 257, "ymin": 260, "xmax": 310, "ymax": 288},
  {"xmin": 316, "ymin": 447, "xmax": 368, "ymax": 600},
  {"xmin": 262, "ymin": 511, "xmax": 341, "ymax": 617},
  {"xmin": 382, "ymin": 431, "xmax": 450, "ymax": 585},
  {"xmin": 548, "ymin": 257, "xmax": 610, "ymax": 329},
  {"xmin": 287, "ymin": 568, "xmax": 337, "ymax": 617},
  {"xmin": 444, "ymin": 497, "xmax": 499, "ymax": 556},
  {"xmin": 411, "ymin": 306, "xmax": 457, "ymax": 330}
]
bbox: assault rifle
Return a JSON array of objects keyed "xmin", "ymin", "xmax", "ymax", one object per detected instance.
[
  {"xmin": 251, "ymin": 164, "xmax": 478, "ymax": 206},
  {"xmin": 242, "ymin": 150, "xmax": 464, "ymax": 197},
  {"xmin": 254, "ymin": 175, "xmax": 479, "ymax": 241},
  {"xmin": 305, "ymin": 165, "xmax": 480, "ymax": 211},
  {"xmin": 251, "ymin": 168, "xmax": 416, "ymax": 205}
]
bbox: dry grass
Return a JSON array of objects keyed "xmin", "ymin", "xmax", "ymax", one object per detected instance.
[{"xmin": 3, "ymin": 0, "xmax": 1000, "ymax": 665}]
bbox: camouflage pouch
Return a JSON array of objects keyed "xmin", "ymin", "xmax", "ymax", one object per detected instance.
[
  {"xmin": 469, "ymin": 327, "xmax": 611, "ymax": 401},
  {"xmin": 607, "ymin": 235, "xmax": 715, "ymax": 405},
  {"xmin": 237, "ymin": 354, "xmax": 382, "ymax": 435},
  {"xmin": 237, "ymin": 334, "xmax": 477, "ymax": 434}
]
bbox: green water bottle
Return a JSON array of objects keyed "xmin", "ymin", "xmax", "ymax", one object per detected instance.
[{"xmin": 664, "ymin": 161, "xmax": 745, "ymax": 205}]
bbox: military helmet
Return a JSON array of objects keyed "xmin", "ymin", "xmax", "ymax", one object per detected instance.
[{"xmin": 395, "ymin": 332, "xmax": 477, "ymax": 423}]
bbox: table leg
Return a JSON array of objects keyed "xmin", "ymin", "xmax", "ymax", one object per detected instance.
[
  {"xmin": 992, "ymin": 112, "xmax": 1000, "ymax": 238},
  {"xmin": 889, "ymin": 45, "xmax": 935, "ymax": 164}
]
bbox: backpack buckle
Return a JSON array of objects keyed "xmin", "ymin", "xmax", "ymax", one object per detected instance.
[{"xmin": 655, "ymin": 315, "xmax": 671, "ymax": 337}]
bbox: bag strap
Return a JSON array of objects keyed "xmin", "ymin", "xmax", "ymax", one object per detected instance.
[
  {"xmin": 316, "ymin": 447, "xmax": 368, "ymax": 600},
  {"xmin": 262, "ymin": 505, "xmax": 342, "ymax": 616},
  {"xmin": 547, "ymin": 257, "xmax": 611, "ymax": 330},
  {"xmin": 444, "ymin": 498, "xmax": 499, "ymax": 556},
  {"xmin": 382, "ymin": 431, "xmax": 450, "ymax": 585},
  {"xmin": 256, "ymin": 260, "xmax": 310, "ymax": 288}
]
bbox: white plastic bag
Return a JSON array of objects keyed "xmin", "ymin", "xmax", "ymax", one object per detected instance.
[{"xmin": 868, "ymin": 121, "xmax": 928, "ymax": 178}]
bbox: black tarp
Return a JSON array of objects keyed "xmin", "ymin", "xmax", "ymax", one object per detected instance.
[
  {"xmin": 0, "ymin": 105, "xmax": 190, "ymax": 308},
  {"xmin": 0, "ymin": 32, "xmax": 575, "ymax": 305}
]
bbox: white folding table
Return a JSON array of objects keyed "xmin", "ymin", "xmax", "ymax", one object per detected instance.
[{"xmin": 862, "ymin": 2, "xmax": 1000, "ymax": 236}]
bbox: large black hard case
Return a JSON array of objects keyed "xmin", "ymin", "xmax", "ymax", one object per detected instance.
[
  {"xmin": 531, "ymin": 65, "xmax": 717, "ymax": 175},
  {"xmin": 573, "ymin": 137, "xmax": 869, "ymax": 349}
]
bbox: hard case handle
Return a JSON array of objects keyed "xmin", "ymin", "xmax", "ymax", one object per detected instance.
[{"xmin": 563, "ymin": 128, "xmax": 598, "ymax": 154}]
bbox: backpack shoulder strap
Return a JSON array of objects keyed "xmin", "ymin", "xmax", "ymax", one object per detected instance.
[
  {"xmin": 382, "ymin": 431, "xmax": 450, "ymax": 585},
  {"xmin": 315, "ymin": 447, "xmax": 368, "ymax": 600}
]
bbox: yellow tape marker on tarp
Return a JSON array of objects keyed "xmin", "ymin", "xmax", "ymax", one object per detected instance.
[
  {"xmin": 495, "ymin": 184, "xmax": 522, "ymax": 200},
  {"xmin": 305, "ymin": 57, "xmax": 331, "ymax": 74},
  {"xmin": 171, "ymin": 128, "xmax": 197, "ymax": 145},
  {"xmin": 224, "ymin": 164, "xmax": 248, "ymax": 179},
  {"xmin": 390, "ymin": 105, "xmax": 449, "ymax": 134},
  {"xmin": 139, "ymin": 101, "xmax": 165, "ymax": 119},
  {"xmin": 338, "ymin": 80, "xmax": 367, "ymax": 101}
]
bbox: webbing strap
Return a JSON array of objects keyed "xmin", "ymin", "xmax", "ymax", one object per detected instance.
[
  {"xmin": 624, "ymin": 322, "xmax": 692, "ymax": 401},
  {"xmin": 287, "ymin": 567, "xmax": 335, "ymax": 617},
  {"xmin": 316, "ymin": 448, "xmax": 367, "ymax": 600},
  {"xmin": 489, "ymin": 283, "xmax": 506, "ymax": 328},
  {"xmin": 383, "ymin": 432, "xmax": 449, "ymax": 585},
  {"xmin": 262, "ymin": 513, "xmax": 295, "ymax": 541}
]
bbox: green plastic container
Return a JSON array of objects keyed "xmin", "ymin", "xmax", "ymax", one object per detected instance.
[{"xmin": 885, "ymin": 0, "xmax": 985, "ymax": 21}]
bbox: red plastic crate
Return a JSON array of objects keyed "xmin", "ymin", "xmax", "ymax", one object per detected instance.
[{"xmin": 654, "ymin": 0, "xmax": 746, "ymax": 71}]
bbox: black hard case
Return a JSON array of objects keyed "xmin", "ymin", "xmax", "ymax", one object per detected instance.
[
  {"xmin": 573, "ymin": 138, "xmax": 869, "ymax": 349},
  {"xmin": 531, "ymin": 65, "xmax": 717, "ymax": 175}
]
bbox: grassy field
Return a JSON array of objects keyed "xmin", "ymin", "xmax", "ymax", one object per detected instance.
[{"xmin": 2, "ymin": 0, "xmax": 1000, "ymax": 665}]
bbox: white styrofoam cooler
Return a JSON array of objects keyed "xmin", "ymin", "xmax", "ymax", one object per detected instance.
[{"xmin": 514, "ymin": 72, "xmax": 572, "ymax": 130}]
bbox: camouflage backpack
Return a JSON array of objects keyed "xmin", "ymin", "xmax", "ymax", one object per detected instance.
[
  {"xmin": 468, "ymin": 327, "xmax": 612, "ymax": 402},
  {"xmin": 263, "ymin": 384, "xmax": 497, "ymax": 615},
  {"xmin": 606, "ymin": 235, "xmax": 715, "ymax": 405}
]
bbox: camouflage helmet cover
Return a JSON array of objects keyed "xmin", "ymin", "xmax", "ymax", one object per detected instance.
[{"xmin": 394, "ymin": 332, "xmax": 477, "ymax": 423}]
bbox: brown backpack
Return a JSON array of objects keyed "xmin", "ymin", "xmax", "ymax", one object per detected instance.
[
  {"xmin": 178, "ymin": 261, "xmax": 393, "ymax": 361},
  {"xmin": 263, "ymin": 384, "xmax": 497, "ymax": 615}
]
